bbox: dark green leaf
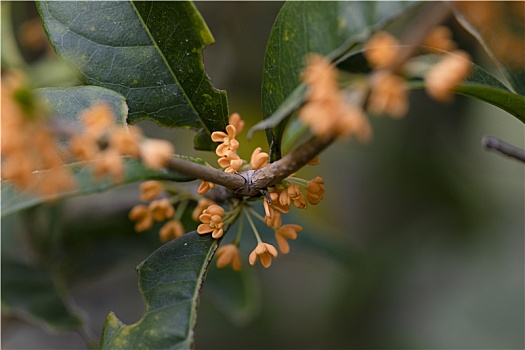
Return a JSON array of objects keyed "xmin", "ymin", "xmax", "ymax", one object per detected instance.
[
  {"xmin": 260, "ymin": 1, "xmax": 421, "ymax": 160},
  {"xmin": 453, "ymin": 3, "xmax": 525, "ymax": 95},
  {"xmin": 1, "ymin": 157, "xmax": 207, "ymax": 218},
  {"xmin": 36, "ymin": 1, "xmax": 228, "ymax": 151},
  {"xmin": 1, "ymin": 260, "xmax": 83, "ymax": 331},
  {"xmin": 36, "ymin": 86, "xmax": 128, "ymax": 128},
  {"xmin": 100, "ymin": 231, "xmax": 219, "ymax": 350}
]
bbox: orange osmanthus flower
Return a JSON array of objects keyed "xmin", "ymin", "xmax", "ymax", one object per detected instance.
[
  {"xmin": 192, "ymin": 197, "xmax": 217, "ymax": 221},
  {"xmin": 197, "ymin": 204, "xmax": 226, "ymax": 238},
  {"xmin": 92, "ymin": 149, "xmax": 125, "ymax": 181},
  {"xmin": 299, "ymin": 54, "xmax": 372, "ymax": 142},
  {"xmin": 216, "ymin": 243, "xmax": 242, "ymax": 271},
  {"xmin": 139, "ymin": 180, "xmax": 164, "ymax": 202},
  {"xmin": 211, "ymin": 124, "xmax": 240, "ymax": 157},
  {"xmin": 423, "ymin": 25, "xmax": 456, "ymax": 52},
  {"xmin": 364, "ymin": 31, "xmax": 400, "ymax": 69},
  {"xmin": 306, "ymin": 176, "xmax": 325, "ymax": 205},
  {"xmin": 159, "ymin": 220, "xmax": 185, "ymax": 241},
  {"xmin": 425, "ymin": 50, "xmax": 472, "ymax": 102},
  {"xmin": 78, "ymin": 102, "xmax": 114, "ymax": 138},
  {"xmin": 129, "ymin": 204, "xmax": 154, "ymax": 232},
  {"xmin": 148, "ymin": 198, "xmax": 175, "ymax": 221},
  {"xmin": 367, "ymin": 71, "xmax": 408, "ymax": 119},
  {"xmin": 275, "ymin": 224, "xmax": 302, "ymax": 254},
  {"xmin": 250, "ymin": 147, "xmax": 270, "ymax": 170},
  {"xmin": 109, "ymin": 126, "xmax": 142, "ymax": 157},
  {"xmin": 217, "ymin": 150, "xmax": 243, "ymax": 173},
  {"xmin": 139, "ymin": 139, "xmax": 175, "ymax": 170},
  {"xmin": 249, "ymin": 242, "xmax": 278, "ymax": 268},
  {"xmin": 229, "ymin": 113, "xmax": 245, "ymax": 134},
  {"xmin": 197, "ymin": 180, "xmax": 215, "ymax": 195},
  {"xmin": 1, "ymin": 70, "xmax": 76, "ymax": 196}
]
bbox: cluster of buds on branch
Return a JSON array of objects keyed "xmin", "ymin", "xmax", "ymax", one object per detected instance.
[{"xmin": 2, "ymin": 7, "xmax": 480, "ymax": 273}]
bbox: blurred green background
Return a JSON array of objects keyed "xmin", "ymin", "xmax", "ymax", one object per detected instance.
[{"xmin": 2, "ymin": 2, "xmax": 523, "ymax": 349}]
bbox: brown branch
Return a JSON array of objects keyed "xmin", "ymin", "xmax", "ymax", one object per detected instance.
[
  {"xmin": 164, "ymin": 135, "xmax": 334, "ymax": 197},
  {"xmin": 250, "ymin": 135, "xmax": 334, "ymax": 191},
  {"xmin": 482, "ymin": 136, "xmax": 525, "ymax": 163},
  {"xmin": 166, "ymin": 157, "xmax": 245, "ymax": 190}
]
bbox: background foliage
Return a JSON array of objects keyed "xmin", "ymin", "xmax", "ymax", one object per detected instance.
[{"xmin": 1, "ymin": 1, "xmax": 523, "ymax": 349}]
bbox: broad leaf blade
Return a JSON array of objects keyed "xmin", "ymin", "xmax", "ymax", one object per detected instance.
[
  {"xmin": 453, "ymin": 2, "xmax": 525, "ymax": 96},
  {"xmin": 100, "ymin": 231, "xmax": 219, "ymax": 349},
  {"xmin": 1, "ymin": 157, "xmax": 206, "ymax": 217},
  {"xmin": 260, "ymin": 1, "xmax": 421, "ymax": 160},
  {"xmin": 1, "ymin": 260, "xmax": 83, "ymax": 331},
  {"xmin": 37, "ymin": 1, "xmax": 228, "ymax": 150}
]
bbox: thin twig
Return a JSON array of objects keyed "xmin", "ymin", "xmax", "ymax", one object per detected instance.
[{"xmin": 482, "ymin": 136, "xmax": 525, "ymax": 163}]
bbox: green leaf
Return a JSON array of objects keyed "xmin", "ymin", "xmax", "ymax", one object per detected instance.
[
  {"xmin": 1, "ymin": 157, "xmax": 207, "ymax": 218},
  {"xmin": 453, "ymin": 3, "xmax": 525, "ymax": 95},
  {"xmin": 36, "ymin": 86, "xmax": 128, "ymax": 128},
  {"xmin": 260, "ymin": 1, "xmax": 421, "ymax": 160},
  {"xmin": 100, "ymin": 231, "xmax": 219, "ymax": 350},
  {"xmin": 1, "ymin": 260, "xmax": 83, "ymax": 331},
  {"xmin": 36, "ymin": 1, "xmax": 228, "ymax": 151}
]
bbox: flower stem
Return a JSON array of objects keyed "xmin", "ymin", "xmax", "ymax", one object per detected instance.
[
  {"xmin": 284, "ymin": 176, "xmax": 309, "ymax": 187},
  {"xmin": 244, "ymin": 209, "xmax": 263, "ymax": 244},
  {"xmin": 174, "ymin": 199, "xmax": 188, "ymax": 221},
  {"xmin": 234, "ymin": 214, "xmax": 244, "ymax": 245}
]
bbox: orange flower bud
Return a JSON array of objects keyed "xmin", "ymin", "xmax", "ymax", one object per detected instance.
[
  {"xmin": 249, "ymin": 242, "xmax": 278, "ymax": 268},
  {"xmin": 216, "ymin": 243, "xmax": 242, "ymax": 271},
  {"xmin": 275, "ymin": 224, "xmax": 302, "ymax": 254},
  {"xmin": 364, "ymin": 31, "xmax": 399, "ymax": 69},
  {"xmin": 129, "ymin": 204, "xmax": 154, "ymax": 232},
  {"xmin": 140, "ymin": 139, "xmax": 174, "ymax": 170},
  {"xmin": 148, "ymin": 198, "xmax": 175, "ymax": 221},
  {"xmin": 139, "ymin": 181, "xmax": 164, "ymax": 202},
  {"xmin": 159, "ymin": 220, "xmax": 185, "ymax": 241}
]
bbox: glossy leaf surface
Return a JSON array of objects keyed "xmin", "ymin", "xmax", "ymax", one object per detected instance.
[
  {"xmin": 261, "ymin": 1, "xmax": 421, "ymax": 159},
  {"xmin": 36, "ymin": 86, "xmax": 128, "ymax": 128},
  {"xmin": 37, "ymin": 1, "xmax": 228, "ymax": 150},
  {"xmin": 100, "ymin": 231, "xmax": 218, "ymax": 349}
]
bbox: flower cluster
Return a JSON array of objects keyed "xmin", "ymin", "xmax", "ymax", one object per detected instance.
[
  {"xmin": 129, "ymin": 180, "xmax": 194, "ymax": 242},
  {"xmin": 193, "ymin": 113, "xmax": 325, "ymax": 270},
  {"xmin": 70, "ymin": 102, "xmax": 175, "ymax": 180},
  {"xmin": 299, "ymin": 54, "xmax": 372, "ymax": 142},
  {"xmin": 298, "ymin": 27, "xmax": 472, "ymax": 141},
  {"xmin": 197, "ymin": 204, "xmax": 226, "ymax": 239},
  {"xmin": 1, "ymin": 70, "xmax": 76, "ymax": 197},
  {"xmin": 211, "ymin": 113, "xmax": 245, "ymax": 174},
  {"xmin": 2, "ymin": 69, "xmax": 177, "ymax": 200}
]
